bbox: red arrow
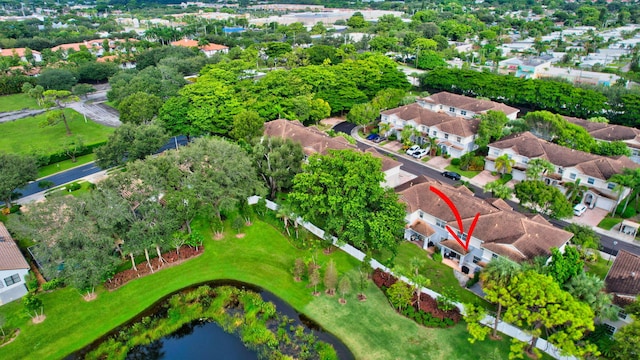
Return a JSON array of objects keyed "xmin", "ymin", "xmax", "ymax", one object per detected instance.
[{"xmin": 429, "ymin": 186, "xmax": 480, "ymax": 251}]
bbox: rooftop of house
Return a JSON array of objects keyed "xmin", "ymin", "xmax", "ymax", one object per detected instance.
[
  {"xmin": 396, "ymin": 176, "xmax": 573, "ymax": 262},
  {"xmin": 381, "ymin": 103, "xmax": 480, "ymax": 138},
  {"xmin": 263, "ymin": 119, "xmax": 356, "ymax": 156},
  {"xmin": 170, "ymin": 38, "xmax": 199, "ymax": 47},
  {"xmin": 200, "ymin": 43, "xmax": 229, "ymax": 51},
  {"xmin": 564, "ymin": 116, "xmax": 640, "ymax": 144},
  {"xmin": 605, "ymin": 250, "xmax": 640, "ymax": 297},
  {"xmin": 364, "ymin": 147, "xmax": 401, "ymax": 172},
  {"xmin": 420, "ymin": 91, "xmax": 520, "ymax": 116},
  {"xmin": 488, "ymin": 132, "xmax": 639, "ymax": 180},
  {"xmin": 0, "ymin": 48, "xmax": 41, "ymax": 57},
  {"xmin": 0, "ymin": 222, "xmax": 30, "ymax": 271}
]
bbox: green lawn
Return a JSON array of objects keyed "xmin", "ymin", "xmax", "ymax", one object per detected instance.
[
  {"xmin": 446, "ymin": 164, "xmax": 481, "ymax": 179},
  {"xmin": 375, "ymin": 242, "xmax": 487, "ymax": 307},
  {"xmin": 0, "ymin": 109, "xmax": 113, "ymax": 156},
  {"xmin": 598, "ymin": 217, "xmax": 622, "ymax": 231},
  {"xmin": 586, "ymin": 254, "xmax": 613, "ymax": 280},
  {"xmin": 37, "ymin": 154, "xmax": 96, "ymax": 178},
  {"xmin": 0, "ymin": 93, "xmax": 41, "ymax": 112},
  {"xmin": 0, "ymin": 220, "xmax": 516, "ymax": 360}
]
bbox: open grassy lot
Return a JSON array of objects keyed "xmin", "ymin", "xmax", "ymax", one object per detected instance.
[
  {"xmin": 0, "ymin": 93, "xmax": 41, "ymax": 112},
  {"xmin": 0, "ymin": 109, "xmax": 112, "ymax": 156},
  {"xmin": 0, "ymin": 220, "xmax": 516, "ymax": 360}
]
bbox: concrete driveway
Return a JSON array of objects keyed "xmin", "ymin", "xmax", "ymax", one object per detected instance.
[{"xmin": 571, "ymin": 207, "xmax": 608, "ymax": 227}]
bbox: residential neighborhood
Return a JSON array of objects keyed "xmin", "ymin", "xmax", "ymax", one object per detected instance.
[{"xmin": 0, "ymin": 0, "xmax": 640, "ymax": 359}]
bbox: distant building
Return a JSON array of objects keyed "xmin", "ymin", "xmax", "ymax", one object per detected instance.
[
  {"xmin": 170, "ymin": 38, "xmax": 229, "ymax": 58},
  {"xmin": 0, "ymin": 47, "xmax": 42, "ymax": 62},
  {"xmin": 498, "ymin": 57, "xmax": 552, "ymax": 79}
]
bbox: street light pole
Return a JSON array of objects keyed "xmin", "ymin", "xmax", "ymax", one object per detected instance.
[{"xmin": 608, "ymin": 240, "xmax": 618, "ymax": 265}]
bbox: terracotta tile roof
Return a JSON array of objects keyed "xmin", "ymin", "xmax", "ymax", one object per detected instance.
[
  {"xmin": 381, "ymin": 103, "xmax": 479, "ymax": 138},
  {"xmin": 170, "ymin": 38, "xmax": 199, "ymax": 47},
  {"xmin": 263, "ymin": 119, "xmax": 356, "ymax": 156},
  {"xmin": 398, "ymin": 180, "xmax": 572, "ymax": 262},
  {"xmin": 200, "ymin": 43, "xmax": 228, "ymax": 51},
  {"xmin": 605, "ymin": 250, "xmax": 640, "ymax": 296},
  {"xmin": 489, "ymin": 132, "xmax": 639, "ymax": 180},
  {"xmin": 0, "ymin": 48, "xmax": 41, "ymax": 57},
  {"xmin": 409, "ymin": 219, "xmax": 435, "ymax": 237},
  {"xmin": 564, "ymin": 116, "xmax": 640, "ymax": 142},
  {"xmin": 364, "ymin": 147, "xmax": 401, "ymax": 172},
  {"xmin": 0, "ymin": 222, "xmax": 30, "ymax": 271},
  {"xmin": 421, "ymin": 92, "xmax": 520, "ymax": 116}
]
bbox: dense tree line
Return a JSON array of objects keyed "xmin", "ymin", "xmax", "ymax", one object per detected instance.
[{"xmin": 158, "ymin": 53, "xmax": 410, "ymax": 138}]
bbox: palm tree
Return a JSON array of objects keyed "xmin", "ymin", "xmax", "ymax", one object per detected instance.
[
  {"xmin": 426, "ymin": 137, "xmax": 438, "ymax": 156},
  {"xmin": 484, "ymin": 181, "xmax": 513, "ymax": 200},
  {"xmin": 610, "ymin": 168, "xmax": 640, "ymax": 216},
  {"xmin": 565, "ymin": 178, "xmax": 588, "ymax": 205},
  {"xmin": 525, "ymin": 158, "xmax": 554, "ymax": 181},
  {"xmin": 481, "ymin": 257, "xmax": 522, "ymax": 338},
  {"xmin": 378, "ymin": 122, "xmax": 391, "ymax": 137},
  {"xmin": 494, "ymin": 154, "xmax": 515, "ymax": 176}
]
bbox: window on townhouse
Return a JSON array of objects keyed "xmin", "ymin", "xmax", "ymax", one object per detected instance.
[
  {"xmin": 522, "ymin": 158, "xmax": 529, "ymax": 164},
  {"xmin": 603, "ymin": 324, "xmax": 616, "ymax": 336},
  {"xmin": 587, "ymin": 178, "xmax": 595, "ymax": 185},
  {"xmin": 449, "ymin": 107, "xmax": 455, "ymax": 112},
  {"xmin": 432, "ymin": 130, "xmax": 437, "ymax": 136},
  {"xmin": 444, "ymin": 134, "xmax": 449, "ymax": 139},
  {"xmin": 436, "ymin": 219, "xmax": 446, "ymax": 228},
  {"xmin": 472, "ymin": 256, "xmax": 481, "ymax": 264},
  {"xmin": 4, "ymin": 273, "xmax": 20, "ymax": 286},
  {"xmin": 461, "ymin": 110, "xmax": 467, "ymax": 116},
  {"xmin": 558, "ymin": 168, "xmax": 564, "ymax": 175},
  {"xmin": 570, "ymin": 173, "xmax": 577, "ymax": 180},
  {"xmin": 456, "ymin": 136, "xmax": 461, "ymax": 142},
  {"xmin": 492, "ymin": 253, "xmax": 498, "ymax": 259},
  {"xmin": 492, "ymin": 149, "xmax": 500, "ymax": 156},
  {"xmin": 608, "ymin": 183, "xmax": 616, "ymax": 190},
  {"xmin": 439, "ymin": 105, "xmax": 443, "ymax": 109},
  {"xmin": 419, "ymin": 211, "xmax": 424, "ymax": 219},
  {"xmin": 618, "ymin": 309, "xmax": 627, "ymax": 320}
]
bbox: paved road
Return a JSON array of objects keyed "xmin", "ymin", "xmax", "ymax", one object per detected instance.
[
  {"xmin": 0, "ymin": 108, "xmax": 47, "ymax": 123},
  {"xmin": 68, "ymin": 90, "xmax": 121, "ymax": 127},
  {"xmin": 334, "ymin": 121, "xmax": 640, "ymax": 257},
  {"xmin": 12, "ymin": 136, "xmax": 189, "ymax": 202}
]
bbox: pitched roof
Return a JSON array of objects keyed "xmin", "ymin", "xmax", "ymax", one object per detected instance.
[
  {"xmin": 488, "ymin": 132, "xmax": 639, "ymax": 180},
  {"xmin": 170, "ymin": 38, "xmax": 199, "ymax": 47},
  {"xmin": 263, "ymin": 119, "xmax": 356, "ymax": 156},
  {"xmin": 564, "ymin": 116, "xmax": 640, "ymax": 142},
  {"xmin": 605, "ymin": 250, "xmax": 640, "ymax": 296},
  {"xmin": 0, "ymin": 222, "xmax": 30, "ymax": 271},
  {"xmin": 409, "ymin": 219, "xmax": 435, "ymax": 237},
  {"xmin": 364, "ymin": 147, "xmax": 401, "ymax": 172},
  {"xmin": 200, "ymin": 43, "xmax": 228, "ymax": 51},
  {"xmin": 421, "ymin": 91, "xmax": 520, "ymax": 116},
  {"xmin": 398, "ymin": 179, "xmax": 572, "ymax": 262},
  {"xmin": 381, "ymin": 103, "xmax": 480, "ymax": 138},
  {"xmin": 0, "ymin": 48, "xmax": 41, "ymax": 57}
]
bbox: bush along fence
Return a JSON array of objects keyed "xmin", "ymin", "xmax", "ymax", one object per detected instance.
[{"xmin": 247, "ymin": 196, "xmax": 578, "ymax": 360}]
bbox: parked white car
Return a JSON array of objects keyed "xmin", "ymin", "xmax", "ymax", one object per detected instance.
[
  {"xmin": 412, "ymin": 148, "xmax": 429, "ymax": 159},
  {"xmin": 573, "ymin": 204, "xmax": 587, "ymax": 217},
  {"xmin": 406, "ymin": 145, "xmax": 420, "ymax": 156}
]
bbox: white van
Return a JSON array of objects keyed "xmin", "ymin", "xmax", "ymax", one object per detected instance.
[{"xmin": 573, "ymin": 204, "xmax": 587, "ymax": 217}]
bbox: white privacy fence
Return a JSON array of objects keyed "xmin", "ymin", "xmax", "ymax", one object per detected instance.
[{"xmin": 247, "ymin": 196, "xmax": 577, "ymax": 360}]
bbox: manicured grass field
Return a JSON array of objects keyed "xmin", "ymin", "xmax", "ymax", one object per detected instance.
[
  {"xmin": 0, "ymin": 93, "xmax": 41, "ymax": 112},
  {"xmin": 37, "ymin": 154, "xmax": 96, "ymax": 178},
  {"xmin": 445, "ymin": 164, "xmax": 481, "ymax": 179},
  {"xmin": 586, "ymin": 254, "xmax": 613, "ymax": 280},
  {"xmin": 0, "ymin": 109, "xmax": 113, "ymax": 156},
  {"xmin": 598, "ymin": 217, "xmax": 622, "ymax": 231},
  {"xmin": 0, "ymin": 220, "xmax": 516, "ymax": 360}
]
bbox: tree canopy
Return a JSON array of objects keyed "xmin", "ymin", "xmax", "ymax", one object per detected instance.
[{"xmin": 0, "ymin": 153, "xmax": 38, "ymax": 207}]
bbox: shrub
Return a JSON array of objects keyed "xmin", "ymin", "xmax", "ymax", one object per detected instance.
[
  {"xmin": 9, "ymin": 204, "xmax": 21, "ymax": 214},
  {"xmin": 388, "ymin": 134, "xmax": 397, "ymax": 141},
  {"xmin": 42, "ymin": 278, "xmax": 63, "ymax": 291},
  {"xmin": 432, "ymin": 252, "xmax": 442, "ymax": 262},
  {"xmin": 619, "ymin": 206, "xmax": 637, "ymax": 219},
  {"xmin": 66, "ymin": 182, "xmax": 82, "ymax": 192},
  {"xmin": 25, "ymin": 272, "xmax": 39, "ymax": 292},
  {"xmin": 450, "ymin": 158, "xmax": 461, "ymax": 166}
]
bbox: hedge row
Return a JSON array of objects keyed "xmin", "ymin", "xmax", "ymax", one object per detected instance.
[
  {"xmin": 0, "ymin": 74, "xmax": 36, "ymax": 95},
  {"xmin": 34, "ymin": 141, "xmax": 106, "ymax": 167}
]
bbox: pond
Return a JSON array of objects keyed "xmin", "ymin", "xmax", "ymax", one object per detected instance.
[{"xmin": 69, "ymin": 280, "xmax": 354, "ymax": 360}]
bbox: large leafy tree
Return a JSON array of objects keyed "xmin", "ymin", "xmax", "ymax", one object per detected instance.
[
  {"xmin": 612, "ymin": 320, "xmax": 640, "ymax": 359},
  {"xmin": 288, "ymin": 150, "xmax": 406, "ymax": 254},
  {"xmin": 564, "ymin": 223, "xmax": 600, "ymax": 250},
  {"xmin": 475, "ymin": 110, "xmax": 509, "ymax": 148},
  {"xmin": 118, "ymin": 92, "xmax": 163, "ymax": 125},
  {"xmin": 564, "ymin": 272, "xmax": 617, "ymax": 320},
  {"xmin": 481, "ymin": 257, "xmax": 522, "ymax": 338},
  {"xmin": 229, "ymin": 110, "xmax": 264, "ymax": 143},
  {"xmin": 0, "ymin": 153, "xmax": 38, "ymax": 207},
  {"xmin": 42, "ymin": 90, "xmax": 79, "ymax": 135},
  {"xmin": 514, "ymin": 180, "xmax": 574, "ymax": 219},
  {"xmin": 95, "ymin": 123, "xmax": 169, "ymax": 168},
  {"xmin": 253, "ymin": 137, "xmax": 304, "ymax": 200},
  {"xmin": 546, "ymin": 247, "xmax": 583, "ymax": 285},
  {"xmin": 503, "ymin": 271, "xmax": 597, "ymax": 358}
]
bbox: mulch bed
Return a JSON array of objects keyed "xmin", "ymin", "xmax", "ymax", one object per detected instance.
[
  {"xmin": 372, "ymin": 268, "xmax": 461, "ymax": 323},
  {"xmin": 105, "ymin": 246, "xmax": 204, "ymax": 291}
]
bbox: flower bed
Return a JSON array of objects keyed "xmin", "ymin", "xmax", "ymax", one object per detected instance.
[{"xmin": 372, "ymin": 268, "xmax": 461, "ymax": 327}]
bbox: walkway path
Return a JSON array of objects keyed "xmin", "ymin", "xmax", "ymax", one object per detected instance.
[{"xmin": 0, "ymin": 108, "xmax": 46, "ymax": 123}]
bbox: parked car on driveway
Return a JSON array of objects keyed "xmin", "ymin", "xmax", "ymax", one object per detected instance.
[
  {"xmin": 373, "ymin": 136, "xmax": 386, "ymax": 143},
  {"xmin": 412, "ymin": 148, "xmax": 429, "ymax": 159},
  {"xmin": 406, "ymin": 145, "xmax": 421, "ymax": 155},
  {"xmin": 366, "ymin": 134, "xmax": 380, "ymax": 141},
  {"xmin": 573, "ymin": 204, "xmax": 587, "ymax": 217},
  {"xmin": 441, "ymin": 171, "xmax": 461, "ymax": 180}
]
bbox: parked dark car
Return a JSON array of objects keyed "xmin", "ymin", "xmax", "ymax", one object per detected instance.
[
  {"xmin": 373, "ymin": 136, "xmax": 386, "ymax": 143},
  {"xmin": 366, "ymin": 134, "xmax": 380, "ymax": 141},
  {"xmin": 441, "ymin": 171, "xmax": 461, "ymax": 180}
]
